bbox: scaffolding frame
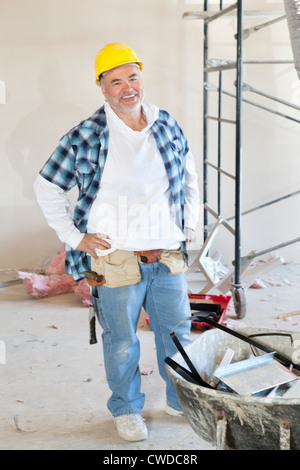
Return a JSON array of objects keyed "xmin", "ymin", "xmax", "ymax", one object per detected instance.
[
  {"xmin": 183, "ymin": 1, "xmax": 299, "ymax": 318},
  {"xmin": 202, "ymin": 0, "xmax": 246, "ymax": 316}
]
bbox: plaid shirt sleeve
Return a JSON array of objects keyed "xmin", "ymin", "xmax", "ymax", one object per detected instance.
[
  {"xmin": 40, "ymin": 134, "xmax": 77, "ymax": 191},
  {"xmin": 38, "ymin": 107, "xmax": 108, "ymax": 280}
]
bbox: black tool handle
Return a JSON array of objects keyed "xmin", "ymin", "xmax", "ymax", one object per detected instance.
[
  {"xmin": 90, "ymin": 314, "xmax": 97, "ymax": 345},
  {"xmin": 170, "ymin": 331, "xmax": 214, "ymax": 388},
  {"xmin": 164, "ymin": 357, "xmax": 202, "ymax": 385}
]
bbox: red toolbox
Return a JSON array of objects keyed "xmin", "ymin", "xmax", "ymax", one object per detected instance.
[
  {"xmin": 189, "ymin": 294, "xmax": 231, "ymax": 330},
  {"xmin": 145, "ymin": 294, "xmax": 231, "ymax": 330}
]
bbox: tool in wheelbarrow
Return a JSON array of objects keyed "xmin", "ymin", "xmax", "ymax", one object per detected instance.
[
  {"xmin": 193, "ymin": 315, "xmax": 300, "ymax": 373},
  {"xmin": 165, "ymin": 314, "xmax": 300, "ymax": 389},
  {"xmin": 165, "ymin": 319, "xmax": 216, "ymax": 389},
  {"xmin": 164, "ymin": 357, "xmax": 206, "ymax": 386}
]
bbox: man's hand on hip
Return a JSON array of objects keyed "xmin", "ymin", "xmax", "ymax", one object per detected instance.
[{"xmin": 76, "ymin": 233, "xmax": 111, "ymax": 259}]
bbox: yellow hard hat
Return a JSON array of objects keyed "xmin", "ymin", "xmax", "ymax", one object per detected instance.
[{"xmin": 95, "ymin": 42, "xmax": 143, "ymax": 86}]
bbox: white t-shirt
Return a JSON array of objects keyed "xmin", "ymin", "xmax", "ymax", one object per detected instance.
[{"xmin": 87, "ymin": 101, "xmax": 185, "ymax": 255}]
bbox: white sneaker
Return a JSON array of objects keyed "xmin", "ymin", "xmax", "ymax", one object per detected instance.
[
  {"xmin": 114, "ymin": 414, "xmax": 148, "ymax": 441},
  {"xmin": 165, "ymin": 404, "xmax": 184, "ymax": 416}
]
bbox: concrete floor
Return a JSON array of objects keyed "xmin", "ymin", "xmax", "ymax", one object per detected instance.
[{"xmin": 1, "ymin": 261, "xmax": 300, "ymax": 450}]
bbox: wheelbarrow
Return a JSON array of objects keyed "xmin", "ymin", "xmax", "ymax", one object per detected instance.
[{"xmin": 165, "ymin": 320, "xmax": 300, "ymax": 450}]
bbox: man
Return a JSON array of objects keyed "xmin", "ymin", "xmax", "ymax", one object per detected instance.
[{"xmin": 34, "ymin": 42, "xmax": 200, "ymax": 442}]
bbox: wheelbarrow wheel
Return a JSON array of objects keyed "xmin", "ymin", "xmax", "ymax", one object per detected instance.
[{"xmin": 232, "ymin": 286, "xmax": 247, "ymax": 319}]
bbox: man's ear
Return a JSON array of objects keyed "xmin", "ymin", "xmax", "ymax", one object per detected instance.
[{"xmin": 100, "ymin": 84, "xmax": 106, "ymax": 99}]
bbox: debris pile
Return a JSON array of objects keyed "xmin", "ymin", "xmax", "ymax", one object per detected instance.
[
  {"xmin": 167, "ymin": 317, "xmax": 300, "ymax": 399},
  {"xmin": 210, "ymin": 348, "xmax": 300, "ymax": 398}
]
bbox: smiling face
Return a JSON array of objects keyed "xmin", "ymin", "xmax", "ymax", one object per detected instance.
[{"xmin": 100, "ymin": 64, "xmax": 144, "ymax": 117}]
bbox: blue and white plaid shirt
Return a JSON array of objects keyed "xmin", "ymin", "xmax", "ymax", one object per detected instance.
[{"xmin": 40, "ymin": 105, "xmax": 189, "ymax": 280}]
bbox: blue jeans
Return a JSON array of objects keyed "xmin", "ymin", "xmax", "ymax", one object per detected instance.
[{"xmin": 93, "ymin": 261, "xmax": 191, "ymax": 417}]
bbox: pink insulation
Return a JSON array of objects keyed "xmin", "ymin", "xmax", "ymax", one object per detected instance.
[
  {"xmin": 18, "ymin": 245, "xmax": 91, "ymax": 305},
  {"xmin": 18, "ymin": 271, "xmax": 77, "ymax": 298}
]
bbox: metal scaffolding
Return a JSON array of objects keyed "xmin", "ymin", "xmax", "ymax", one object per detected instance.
[
  {"xmin": 183, "ymin": 1, "xmax": 300, "ymax": 318},
  {"xmin": 184, "ymin": 1, "xmax": 246, "ymax": 317}
]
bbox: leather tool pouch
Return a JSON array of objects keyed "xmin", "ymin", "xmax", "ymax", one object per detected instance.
[
  {"xmin": 159, "ymin": 249, "xmax": 188, "ymax": 275},
  {"xmin": 91, "ymin": 250, "xmax": 141, "ymax": 288}
]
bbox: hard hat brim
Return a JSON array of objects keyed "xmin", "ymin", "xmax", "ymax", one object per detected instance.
[{"xmin": 95, "ymin": 61, "xmax": 143, "ymax": 86}]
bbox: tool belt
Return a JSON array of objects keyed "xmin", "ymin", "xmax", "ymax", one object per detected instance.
[
  {"xmin": 134, "ymin": 249, "xmax": 161, "ymax": 264},
  {"xmin": 85, "ymin": 248, "xmax": 187, "ymax": 288}
]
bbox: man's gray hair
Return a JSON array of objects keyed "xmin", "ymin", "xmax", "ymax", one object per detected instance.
[{"xmin": 99, "ymin": 63, "xmax": 141, "ymax": 87}]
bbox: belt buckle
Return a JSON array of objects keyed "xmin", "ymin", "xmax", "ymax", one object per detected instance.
[{"xmin": 135, "ymin": 250, "xmax": 161, "ymax": 264}]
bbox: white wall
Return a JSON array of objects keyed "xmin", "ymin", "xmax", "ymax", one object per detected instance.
[{"xmin": 0, "ymin": 0, "xmax": 299, "ymax": 271}]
